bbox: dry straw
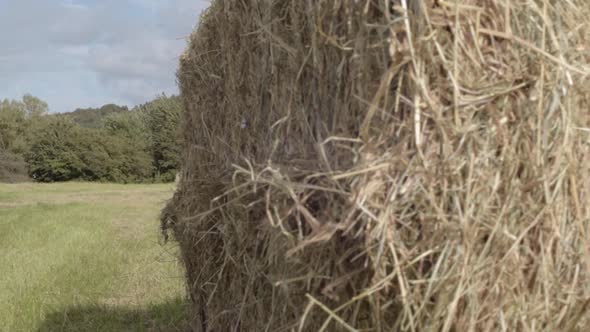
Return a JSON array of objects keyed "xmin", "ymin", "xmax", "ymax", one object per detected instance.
[{"xmin": 163, "ymin": 0, "xmax": 590, "ymax": 330}]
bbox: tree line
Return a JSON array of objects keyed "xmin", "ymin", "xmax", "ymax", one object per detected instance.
[{"xmin": 0, "ymin": 94, "xmax": 182, "ymax": 183}]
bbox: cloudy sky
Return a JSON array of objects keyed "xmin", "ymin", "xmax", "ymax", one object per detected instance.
[{"xmin": 0, "ymin": 0, "xmax": 210, "ymax": 113}]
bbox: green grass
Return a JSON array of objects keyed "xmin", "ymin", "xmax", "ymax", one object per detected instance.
[{"xmin": 0, "ymin": 182, "xmax": 187, "ymax": 332}]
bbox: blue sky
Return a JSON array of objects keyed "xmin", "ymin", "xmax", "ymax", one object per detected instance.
[{"xmin": 0, "ymin": 0, "xmax": 210, "ymax": 113}]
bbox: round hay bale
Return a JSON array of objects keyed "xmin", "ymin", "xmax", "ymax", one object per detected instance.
[{"xmin": 164, "ymin": 0, "xmax": 590, "ymax": 330}]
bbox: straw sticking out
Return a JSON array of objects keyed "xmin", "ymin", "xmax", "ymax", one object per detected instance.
[{"xmin": 164, "ymin": 0, "xmax": 590, "ymax": 330}]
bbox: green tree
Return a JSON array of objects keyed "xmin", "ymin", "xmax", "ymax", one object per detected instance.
[
  {"xmin": 0, "ymin": 100, "xmax": 26, "ymax": 152},
  {"xmin": 22, "ymin": 94, "xmax": 48, "ymax": 118},
  {"xmin": 3, "ymin": 93, "xmax": 182, "ymax": 184},
  {"xmin": 0, "ymin": 149, "xmax": 28, "ymax": 183},
  {"xmin": 64, "ymin": 104, "xmax": 129, "ymax": 128},
  {"xmin": 26, "ymin": 118, "xmax": 87, "ymax": 182},
  {"xmin": 102, "ymin": 111, "xmax": 153, "ymax": 182},
  {"xmin": 139, "ymin": 94, "xmax": 183, "ymax": 182},
  {"xmin": 0, "ymin": 94, "xmax": 48, "ymax": 154},
  {"xmin": 26, "ymin": 115, "xmax": 154, "ymax": 183},
  {"xmin": 103, "ymin": 110, "xmax": 147, "ymax": 140}
]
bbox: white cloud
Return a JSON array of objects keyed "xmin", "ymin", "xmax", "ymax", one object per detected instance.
[{"xmin": 0, "ymin": 0, "xmax": 210, "ymax": 112}]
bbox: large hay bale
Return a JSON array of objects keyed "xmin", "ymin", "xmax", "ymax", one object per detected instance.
[{"xmin": 164, "ymin": 0, "xmax": 590, "ymax": 330}]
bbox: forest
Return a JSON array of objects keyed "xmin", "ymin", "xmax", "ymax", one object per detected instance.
[{"xmin": 0, "ymin": 94, "xmax": 182, "ymax": 183}]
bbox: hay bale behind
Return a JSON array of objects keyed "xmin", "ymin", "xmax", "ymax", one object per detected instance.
[{"xmin": 165, "ymin": 0, "xmax": 590, "ymax": 330}]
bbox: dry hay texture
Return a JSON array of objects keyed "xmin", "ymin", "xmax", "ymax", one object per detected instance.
[{"xmin": 164, "ymin": 0, "xmax": 590, "ymax": 331}]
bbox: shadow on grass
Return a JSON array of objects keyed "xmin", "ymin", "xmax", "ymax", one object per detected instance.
[{"xmin": 37, "ymin": 297, "xmax": 190, "ymax": 332}]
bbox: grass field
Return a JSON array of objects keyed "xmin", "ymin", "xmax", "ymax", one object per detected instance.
[{"xmin": 0, "ymin": 182, "xmax": 187, "ymax": 332}]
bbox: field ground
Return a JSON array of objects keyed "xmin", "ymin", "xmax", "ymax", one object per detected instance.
[{"xmin": 0, "ymin": 182, "xmax": 187, "ymax": 332}]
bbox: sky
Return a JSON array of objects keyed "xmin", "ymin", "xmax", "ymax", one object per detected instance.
[{"xmin": 0, "ymin": 0, "xmax": 210, "ymax": 113}]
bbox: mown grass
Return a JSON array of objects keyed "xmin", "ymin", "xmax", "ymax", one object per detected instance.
[{"xmin": 0, "ymin": 182, "xmax": 187, "ymax": 332}]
